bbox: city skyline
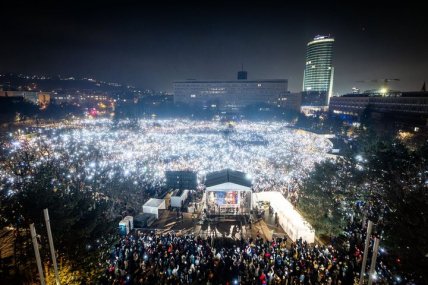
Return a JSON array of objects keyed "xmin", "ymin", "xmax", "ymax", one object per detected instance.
[
  {"xmin": 0, "ymin": 1, "xmax": 427, "ymax": 94},
  {"xmin": 1, "ymin": 2, "xmax": 428, "ymax": 283}
]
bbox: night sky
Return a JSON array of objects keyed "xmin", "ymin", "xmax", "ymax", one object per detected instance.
[{"xmin": 1, "ymin": 1, "xmax": 427, "ymax": 94}]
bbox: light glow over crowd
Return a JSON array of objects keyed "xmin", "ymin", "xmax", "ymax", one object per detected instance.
[{"xmin": 2, "ymin": 119, "xmax": 332, "ymax": 194}]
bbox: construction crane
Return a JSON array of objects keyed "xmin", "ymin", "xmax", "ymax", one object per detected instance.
[{"xmin": 355, "ymin": 78, "xmax": 400, "ymax": 94}]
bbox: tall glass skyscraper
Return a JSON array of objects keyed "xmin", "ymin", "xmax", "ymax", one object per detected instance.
[{"xmin": 302, "ymin": 35, "xmax": 334, "ymax": 107}]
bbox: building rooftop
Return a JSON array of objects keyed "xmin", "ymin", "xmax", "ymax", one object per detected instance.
[
  {"xmin": 308, "ymin": 35, "xmax": 334, "ymax": 45},
  {"xmin": 143, "ymin": 198, "xmax": 164, "ymax": 208},
  {"xmin": 338, "ymin": 91, "xmax": 428, "ymax": 98},
  {"xmin": 171, "ymin": 189, "xmax": 188, "ymax": 197},
  {"xmin": 205, "ymin": 168, "xmax": 252, "ymax": 188},
  {"xmin": 173, "ymin": 79, "xmax": 287, "ymax": 84},
  {"xmin": 314, "ymin": 35, "xmax": 333, "ymax": 40},
  {"xmin": 402, "ymin": 91, "xmax": 428, "ymax": 98}
]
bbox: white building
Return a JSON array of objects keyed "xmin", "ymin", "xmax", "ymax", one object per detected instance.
[
  {"xmin": 142, "ymin": 198, "xmax": 166, "ymax": 219},
  {"xmin": 170, "ymin": 189, "xmax": 189, "ymax": 208},
  {"xmin": 119, "ymin": 216, "xmax": 134, "ymax": 235},
  {"xmin": 123, "ymin": 216, "xmax": 134, "ymax": 230}
]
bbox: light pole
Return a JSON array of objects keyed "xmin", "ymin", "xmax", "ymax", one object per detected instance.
[
  {"xmin": 368, "ymin": 237, "xmax": 380, "ymax": 285},
  {"xmin": 44, "ymin": 209, "xmax": 61, "ymax": 285},
  {"xmin": 359, "ymin": 220, "xmax": 373, "ymax": 285},
  {"xmin": 30, "ymin": 223, "xmax": 46, "ymax": 285}
]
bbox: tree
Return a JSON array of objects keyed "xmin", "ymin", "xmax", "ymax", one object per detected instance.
[
  {"xmin": 298, "ymin": 160, "xmax": 348, "ymax": 237},
  {"xmin": 0, "ymin": 138, "xmax": 116, "ymax": 282},
  {"xmin": 364, "ymin": 141, "xmax": 428, "ymax": 282}
]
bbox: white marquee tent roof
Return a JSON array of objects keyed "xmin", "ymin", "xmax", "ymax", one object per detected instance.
[
  {"xmin": 143, "ymin": 198, "xmax": 165, "ymax": 208},
  {"xmin": 253, "ymin": 191, "xmax": 315, "ymax": 243}
]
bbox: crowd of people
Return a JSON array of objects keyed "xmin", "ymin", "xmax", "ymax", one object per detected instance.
[
  {"xmin": 100, "ymin": 231, "xmax": 361, "ymax": 285},
  {"xmin": 2, "ymin": 118, "xmax": 418, "ymax": 284},
  {"xmin": 2, "ymin": 119, "xmax": 331, "ymax": 198}
]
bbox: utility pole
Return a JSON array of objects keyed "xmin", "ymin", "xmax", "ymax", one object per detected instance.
[
  {"xmin": 30, "ymin": 223, "xmax": 46, "ymax": 285},
  {"xmin": 368, "ymin": 237, "xmax": 380, "ymax": 285},
  {"xmin": 359, "ymin": 220, "xmax": 373, "ymax": 285},
  {"xmin": 44, "ymin": 209, "xmax": 61, "ymax": 285}
]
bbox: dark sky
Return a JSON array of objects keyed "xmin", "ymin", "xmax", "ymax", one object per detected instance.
[{"xmin": 1, "ymin": 1, "xmax": 427, "ymax": 94}]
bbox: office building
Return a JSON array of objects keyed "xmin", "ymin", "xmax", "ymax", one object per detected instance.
[
  {"xmin": 329, "ymin": 91, "xmax": 428, "ymax": 125},
  {"xmin": 277, "ymin": 92, "xmax": 302, "ymax": 112},
  {"xmin": 302, "ymin": 35, "xmax": 334, "ymax": 107},
  {"xmin": 173, "ymin": 71, "xmax": 288, "ymax": 110}
]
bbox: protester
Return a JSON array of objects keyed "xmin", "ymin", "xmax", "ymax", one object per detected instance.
[{"xmin": 100, "ymin": 231, "xmax": 360, "ymax": 285}]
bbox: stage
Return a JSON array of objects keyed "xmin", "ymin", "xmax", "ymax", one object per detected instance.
[{"xmin": 204, "ymin": 169, "xmax": 253, "ymax": 218}]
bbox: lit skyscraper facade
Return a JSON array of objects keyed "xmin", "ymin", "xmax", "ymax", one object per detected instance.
[{"xmin": 302, "ymin": 35, "xmax": 334, "ymax": 107}]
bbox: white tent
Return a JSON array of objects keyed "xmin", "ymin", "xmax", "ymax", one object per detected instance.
[
  {"xmin": 123, "ymin": 216, "xmax": 134, "ymax": 230},
  {"xmin": 142, "ymin": 198, "xmax": 166, "ymax": 219},
  {"xmin": 170, "ymin": 189, "xmax": 189, "ymax": 208},
  {"xmin": 119, "ymin": 219, "xmax": 130, "ymax": 235},
  {"xmin": 253, "ymin": 191, "xmax": 315, "ymax": 243}
]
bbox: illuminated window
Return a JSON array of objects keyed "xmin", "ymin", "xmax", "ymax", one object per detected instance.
[{"xmin": 190, "ymin": 94, "xmax": 196, "ymax": 98}]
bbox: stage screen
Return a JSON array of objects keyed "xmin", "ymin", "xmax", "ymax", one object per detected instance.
[
  {"xmin": 215, "ymin": 191, "xmax": 238, "ymax": 205},
  {"xmin": 206, "ymin": 189, "xmax": 251, "ymax": 216}
]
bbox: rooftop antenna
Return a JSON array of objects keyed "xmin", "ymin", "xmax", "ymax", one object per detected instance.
[{"xmin": 237, "ymin": 64, "xmax": 247, "ymax": 80}]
